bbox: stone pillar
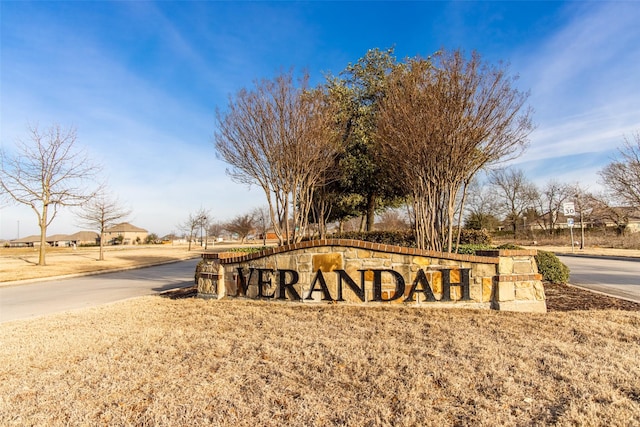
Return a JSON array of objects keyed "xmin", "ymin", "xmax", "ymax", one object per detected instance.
[
  {"xmin": 196, "ymin": 258, "xmax": 225, "ymax": 299},
  {"xmin": 478, "ymin": 249, "xmax": 546, "ymax": 313}
]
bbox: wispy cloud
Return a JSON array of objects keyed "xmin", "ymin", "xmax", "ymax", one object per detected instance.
[
  {"xmin": 514, "ymin": 2, "xmax": 640, "ymax": 170},
  {"xmin": 2, "ymin": 1, "xmax": 639, "ymax": 239}
]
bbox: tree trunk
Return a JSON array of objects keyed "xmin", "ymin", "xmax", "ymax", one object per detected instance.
[
  {"xmin": 366, "ymin": 193, "xmax": 376, "ymax": 231},
  {"xmin": 38, "ymin": 205, "xmax": 48, "ymax": 266},
  {"xmin": 99, "ymin": 230, "xmax": 105, "ymax": 261}
]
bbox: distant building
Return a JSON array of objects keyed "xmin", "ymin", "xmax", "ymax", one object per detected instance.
[
  {"xmin": 103, "ymin": 222, "xmax": 148, "ymax": 245},
  {"xmin": 8, "ymin": 231, "xmax": 99, "ymax": 247},
  {"xmin": 7, "ymin": 235, "xmax": 41, "ymax": 247}
]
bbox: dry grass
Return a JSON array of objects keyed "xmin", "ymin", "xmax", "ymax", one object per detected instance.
[
  {"xmin": 1, "ymin": 298, "xmax": 639, "ymax": 426},
  {"xmin": 0, "ymin": 245, "xmax": 200, "ymax": 282}
]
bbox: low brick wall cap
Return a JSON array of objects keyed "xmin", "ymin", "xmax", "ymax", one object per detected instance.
[{"xmin": 203, "ymin": 239, "xmax": 501, "ymax": 264}]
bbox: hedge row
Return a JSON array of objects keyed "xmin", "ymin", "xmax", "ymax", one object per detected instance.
[{"xmin": 327, "ymin": 228, "xmax": 492, "ymax": 247}]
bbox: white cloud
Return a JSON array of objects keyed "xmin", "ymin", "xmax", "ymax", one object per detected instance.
[{"xmin": 510, "ymin": 2, "xmax": 640, "ymax": 184}]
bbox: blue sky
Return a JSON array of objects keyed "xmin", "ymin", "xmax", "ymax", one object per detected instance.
[{"xmin": 1, "ymin": 1, "xmax": 639, "ymax": 239}]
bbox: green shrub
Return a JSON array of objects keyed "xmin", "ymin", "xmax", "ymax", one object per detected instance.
[
  {"xmin": 497, "ymin": 243, "xmax": 524, "ymax": 250},
  {"xmin": 459, "ymin": 229, "xmax": 492, "ymax": 245},
  {"xmin": 454, "ymin": 244, "xmax": 494, "ymax": 254},
  {"xmin": 228, "ymin": 246, "xmax": 269, "ymax": 254},
  {"xmin": 535, "ymin": 250, "xmax": 570, "ymax": 284},
  {"xmin": 328, "ymin": 231, "xmax": 416, "ymax": 247}
]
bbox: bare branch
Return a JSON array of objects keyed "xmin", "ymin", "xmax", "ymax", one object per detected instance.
[
  {"xmin": 0, "ymin": 123, "xmax": 101, "ymax": 265},
  {"xmin": 215, "ymin": 70, "xmax": 343, "ymax": 245},
  {"xmin": 75, "ymin": 191, "xmax": 131, "ymax": 260},
  {"xmin": 598, "ymin": 131, "xmax": 640, "ymax": 208}
]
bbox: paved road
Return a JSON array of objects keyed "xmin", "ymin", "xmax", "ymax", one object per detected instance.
[
  {"xmin": 0, "ymin": 258, "xmax": 199, "ymax": 323},
  {"xmin": 558, "ymin": 255, "xmax": 640, "ymax": 303}
]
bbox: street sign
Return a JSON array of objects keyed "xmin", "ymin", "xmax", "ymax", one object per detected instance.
[
  {"xmin": 567, "ymin": 218, "xmax": 574, "ymax": 227},
  {"xmin": 563, "ymin": 202, "xmax": 576, "ymax": 216}
]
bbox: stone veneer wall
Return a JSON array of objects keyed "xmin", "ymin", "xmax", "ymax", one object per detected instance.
[{"xmin": 196, "ymin": 239, "xmax": 546, "ymax": 313}]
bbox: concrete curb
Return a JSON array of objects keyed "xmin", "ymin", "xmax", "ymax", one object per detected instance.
[
  {"xmin": 564, "ymin": 282, "xmax": 640, "ymax": 305},
  {"xmin": 554, "ymin": 252, "xmax": 640, "ymax": 262}
]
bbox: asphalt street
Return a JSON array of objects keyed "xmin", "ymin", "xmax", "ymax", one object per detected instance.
[
  {"xmin": 0, "ymin": 258, "xmax": 199, "ymax": 323},
  {"xmin": 557, "ymin": 255, "xmax": 640, "ymax": 303}
]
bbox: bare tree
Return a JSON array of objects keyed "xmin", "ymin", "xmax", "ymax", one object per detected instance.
[
  {"xmin": 75, "ymin": 192, "xmax": 131, "ymax": 261},
  {"xmin": 0, "ymin": 124, "xmax": 100, "ymax": 265},
  {"xmin": 588, "ymin": 192, "xmax": 630, "ymax": 236},
  {"xmin": 225, "ymin": 213, "xmax": 255, "ymax": 243},
  {"xmin": 179, "ymin": 208, "xmax": 209, "ymax": 251},
  {"xmin": 207, "ymin": 221, "xmax": 225, "ymax": 244},
  {"xmin": 598, "ymin": 131, "xmax": 640, "ymax": 208},
  {"xmin": 377, "ymin": 50, "xmax": 533, "ymax": 251},
  {"xmin": 198, "ymin": 212, "xmax": 210, "ymax": 249},
  {"xmin": 463, "ymin": 178, "xmax": 501, "ymax": 231},
  {"xmin": 489, "ymin": 168, "xmax": 538, "ymax": 238},
  {"xmin": 180, "ymin": 213, "xmax": 199, "ymax": 251},
  {"xmin": 533, "ymin": 180, "xmax": 572, "ymax": 235},
  {"xmin": 376, "ymin": 208, "xmax": 410, "ymax": 231},
  {"xmin": 215, "ymin": 70, "xmax": 343, "ymax": 245},
  {"xmin": 252, "ymin": 206, "xmax": 271, "ymax": 245}
]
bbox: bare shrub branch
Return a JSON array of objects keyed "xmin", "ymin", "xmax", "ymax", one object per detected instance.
[
  {"xmin": 377, "ymin": 50, "xmax": 533, "ymax": 251},
  {"xmin": 215, "ymin": 71, "xmax": 343, "ymax": 245}
]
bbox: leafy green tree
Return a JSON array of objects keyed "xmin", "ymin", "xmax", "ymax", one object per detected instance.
[{"xmin": 325, "ymin": 47, "xmax": 406, "ymax": 231}]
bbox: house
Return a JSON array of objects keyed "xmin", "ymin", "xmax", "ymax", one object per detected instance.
[
  {"xmin": 7, "ymin": 231, "xmax": 99, "ymax": 247},
  {"xmin": 103, "ymin": 222, "xmax": 148, "ymax": 245},
  {"xmin": 531, "ymin": 206, "xmax": 640, "ymax": 234},
  {"xmin": 45, "ymin": 231, "xmax": 99, "ymax": 247},
  {"xmin": 8, "ymin": 235, "xmax": 41, "ymax": 247},
  {"xmin": 67, "ymin": 231, "xmax": 100, "ymax": 246}
]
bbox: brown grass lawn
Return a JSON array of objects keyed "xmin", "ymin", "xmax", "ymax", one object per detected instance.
[
  {"xmin": 0, "ymin": 244, "xmax": 202, "ymax": 282},
  {"xmin": 1, "ymin": 297, "xmax": 639, "ymax": 426}
]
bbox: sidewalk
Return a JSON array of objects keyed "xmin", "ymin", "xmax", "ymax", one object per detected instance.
[{"xmin": 524, "ymin": 245, "xmax": 640, "ymax": 259}]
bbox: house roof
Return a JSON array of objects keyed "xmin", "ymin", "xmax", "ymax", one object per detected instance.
[
  {"xmin": 47, "ymin": 234, "xmax": 72, "ymax": 242},
  {"xmin": 11, "ymin": 231, "xmax": 99, "ymax": 243},
  {"xmin": 104, "ymin": 222, "xmax": 148, "ymax": 233},
  {"xmin": 12, "ymin": 235, "xmax": 41, "ymax": 243},
  {"xmin": 68, "ymin": 231, "xmax": 99, "ymax": 240}
]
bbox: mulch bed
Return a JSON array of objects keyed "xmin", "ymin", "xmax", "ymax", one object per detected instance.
[
  {"xmin": 161, "ymin": 286, "xmax": 198, "ymax": 299},
  {"xmin": 162, "ymin": 283, "xmax": 640, "ymax": 312},
  {"xmin": 544, "ymin": 282, "xmax": 640, "ymax": 312}
]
